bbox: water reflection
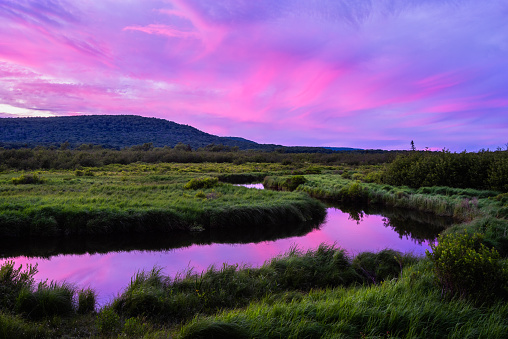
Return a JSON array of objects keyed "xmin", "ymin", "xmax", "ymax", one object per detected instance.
[
  {"xmin": 0, "ymin": 207, "xmax": 451, "ymax": 306},
  {"xmin": 0, "ymin": 217, "xmax": 323, "ymax": 259},
  {"xmin": 236, "ymin": 183, "xmax": 264, "ymax": 189},
  {"xmin": 333, "ymin": 203, "xmax": 451, "ymax": 245}
]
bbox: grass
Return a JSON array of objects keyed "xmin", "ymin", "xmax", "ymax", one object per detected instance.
[
  {"xmin": 176, "ymin": 260, "xmax": 508, "ymax": 339},
  {"xmin": 0, "ymin": 159, "xmax": 506, "ymax": 337},
  {"xmin": 0, "ymin": 164, "xmax": 326, "ymax": 238},
  {"xmin": 112, "ymin": 244, "xmax": 416, "ymax": 324}
]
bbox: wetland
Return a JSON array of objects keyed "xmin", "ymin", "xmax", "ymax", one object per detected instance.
[{"xmin": 0, "ymin": 148, "xmax": 507, "ymax": 338}]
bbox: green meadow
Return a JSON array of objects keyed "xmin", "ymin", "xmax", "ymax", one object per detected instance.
[
  {"xmin": 0, "ymin": 148, "xmax": 507, "ymax": 338},
  {"xmin": 0, "ymin": 162, "xmax": 325, "ymax": 238}
]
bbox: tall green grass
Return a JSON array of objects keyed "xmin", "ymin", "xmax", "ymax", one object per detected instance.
[
  {"xmin": 0, "ymin": 261, "xmax": 97, "ymax": 321},
  {"xmin": 267, "ymin": 174, "xmax": 487, "ymax": 219},
  {"xmin": 177, "ymin": 259, "xmax": 508, "ymax": 339},
  {"xmin": 113, "ymin": 244, "xmax": 416, "ymax": 323},
  {"xmin": 0, "ymin": 312, "xmax": 49, "ymax": 338}
]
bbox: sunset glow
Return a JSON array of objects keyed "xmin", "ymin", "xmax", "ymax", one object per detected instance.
[{"xmin": 1, "ymin": 0, "xmax": 507, "ymax": 150}]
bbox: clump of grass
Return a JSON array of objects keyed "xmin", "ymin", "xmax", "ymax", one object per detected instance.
[
  {"xmin": 195, "ymin": 190, "xmax": 206, "ymax": 199},
  {"xmin": 15, "ymin": 281, "xmax": 75, "ymax": 319},
  {"xmin": 77, "ymin": 288, "xmax": 96, "ymax": 314},
  {"xmin": 0, "ymin": 261, "xmax": 37, "ymax": 311},
  {"xmin": 1, "ymin": 261, "xmax": 98, "ymax": 325},
  {"xmin": 184, "ymin": 177, "xmax": 219, "ymax": 190},
  {"xmin": 0, "ymin": 312, "xmax": 49, "ymax": 338},
  {"xmin": 75, "ymin": 169, "xmax": 94, "ymax": 177},
  {"xmin": 263, "ymin": 175, "xmax": 306, "ymax": 191},
  {"xmin": 11, "ymin": 173, "xmax": 45, "ymax": 185},
  {"xmin": 352, "ymin": 249, "xmax": 417, "ymax": 284},
  {"xmin": 122, "ymin": 316, "xmax": 150, "ymax": 337},
  {"xmin": 265, "ymin": 244, "xmax": 362, "ymax": 290}
]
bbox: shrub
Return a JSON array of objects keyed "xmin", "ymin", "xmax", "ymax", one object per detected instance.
[
  {"xmin": 363, "ymin": 171, "xmax": 382, "ymax": 183},
  {"xmin": 11, "ymin": 173, "xmax": 45, "ymax": 185},
  {"xmin": 195, "ymin": 190, "xmax": 206, "ymax": 199},
  {"xmin": 184, "ymin": 177, "xmax": 219, "ymax": 190},
  {"xmin": 342, "ymin": 181, "xmax": 368, "ymax": 203},
  {"xmin": 426, "ymin": 233, "xmax": 508, "ymax": 301}
]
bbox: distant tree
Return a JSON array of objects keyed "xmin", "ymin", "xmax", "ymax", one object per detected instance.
[
  {"xmin": 174, "ymin": 142, "xmax": 192, "ymax": 152},
  {"xmin": 60, "ymin": 141, "xmax": 70, "ymax": 150},
  {"xmin": 410, "ymin": 140, "xmax": 416, "ymax": 151},
  {"xmin": 131, "ymin": 143, "xmax": 153, "ymax": 151}
]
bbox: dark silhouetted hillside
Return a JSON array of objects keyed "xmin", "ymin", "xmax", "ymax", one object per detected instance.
[
  {"xmin": 0, "ymin": 115, "xmax": 279, "ymax": 150},
  {"xmin": 0, "ymin": 115, "xmax": 365, "ymax": 153}
]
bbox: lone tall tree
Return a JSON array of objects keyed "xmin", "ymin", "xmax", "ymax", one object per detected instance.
[{"xmin": 410, "ymin": 140, "xmax": 416, "ymax": 151}]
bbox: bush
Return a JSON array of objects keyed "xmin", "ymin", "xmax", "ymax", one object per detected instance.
[
  {"xmin": 184, "ymin": 177, "xmax": 219, "ymax": 190},
  {"xmin": 195, "ymin": 190, "xmax": 206, "ymax": 199},
  {"xmin": 426, "ymin": 233, "xmax": 508, "ymax": 301},
  {"xmin": 11, "ymin": 173, "xmax": 45, "ymax": 185},
  {"xmin": 75, "ymin": 169, "xmax": 94, "ymax": 177}
]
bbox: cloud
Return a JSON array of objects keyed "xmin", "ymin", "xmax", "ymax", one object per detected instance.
[
  {"xmin": 0, "ymin": 0, "xmax": 507, "ymax": 150},
  {"xmin": 0, "ymin": 103, "xmax": 55, "ymax": 117}
]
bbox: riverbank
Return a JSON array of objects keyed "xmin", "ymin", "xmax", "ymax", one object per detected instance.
[
  {"xmin": 1, "ymin": 241, "xmax": 507, "ymax": 338},
  {"xmin": 265, "ymin": 174, "xmax": 508, "ymax": 255}
]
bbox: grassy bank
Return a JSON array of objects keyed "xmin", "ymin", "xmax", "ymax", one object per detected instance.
[
  {"xmin": 0, "ymin": 163, "xmax": 325, "ymax": 238},
  {"xmin": 112, "ymin": 245, "xmax": 415, "ymax": 324},
  {"xmin": 264, "ymin": 174, "xmax": 508, "ymax": 254}
]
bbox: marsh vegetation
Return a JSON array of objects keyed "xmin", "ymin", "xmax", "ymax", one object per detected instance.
[{"xmin": 0, "ymin": 146, "xmax": 507, "ymax": 337}]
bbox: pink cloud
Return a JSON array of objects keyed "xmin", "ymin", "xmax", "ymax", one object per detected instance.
[{"xmin": 0, "ymin": 0, "xmax": 507, "ymax": 150}]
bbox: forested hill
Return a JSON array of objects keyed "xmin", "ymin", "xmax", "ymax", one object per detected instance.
[{"xmin": 0, "ymin": 115, "xmax": 281, "ymax": 150}]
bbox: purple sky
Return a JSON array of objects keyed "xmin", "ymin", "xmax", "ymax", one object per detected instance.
[{"xmin": 1, "ymin": 0, "xmax": 507, "ymax": 151}]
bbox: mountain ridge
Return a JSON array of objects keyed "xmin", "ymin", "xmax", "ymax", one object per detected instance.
[{"xmin": 0, "ymin": 115, "xmax": 360, "ymax": 152}]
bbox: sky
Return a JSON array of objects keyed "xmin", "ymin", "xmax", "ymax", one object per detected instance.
[{"xmin": 1, "ymin": 0, "xmax": 507, "ymax": 151}]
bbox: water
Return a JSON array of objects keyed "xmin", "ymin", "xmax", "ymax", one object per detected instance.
[{"xmin": 0, "ymin": 205, "xmax": 448, "ymax": 306}]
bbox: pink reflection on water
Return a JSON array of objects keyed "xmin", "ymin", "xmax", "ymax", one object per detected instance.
[
  {"xmin": 0, "ymin": 208, "xmax": 429, "ymax": 306},
  {"xmin": 234, "ymin": 183, "xmax": 264, "ymax": 189}
]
